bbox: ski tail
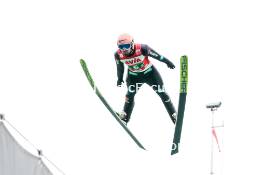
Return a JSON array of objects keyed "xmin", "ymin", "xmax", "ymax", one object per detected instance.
[{"xmin": 171, "ymin": 55, "xmax": 188, "ymax": 155}]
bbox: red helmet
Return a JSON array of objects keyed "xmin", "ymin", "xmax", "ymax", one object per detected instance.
[{"xmin": 117, "ymin": 33, "xmax": 134, "ymax": 55}]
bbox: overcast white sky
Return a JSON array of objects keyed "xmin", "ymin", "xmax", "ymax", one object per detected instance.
[{"xmin": 1, "ymin": 0, "xmax": 264, "ymax": 174}]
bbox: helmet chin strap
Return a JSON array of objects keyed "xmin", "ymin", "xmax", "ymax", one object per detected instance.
[
  {"xmin": 124, "ymin": 47, "xmax": 134, "ymax": 56},
  {"xmin": 126, "ymin": 41, "xmax": 135, "ymax": 55}
]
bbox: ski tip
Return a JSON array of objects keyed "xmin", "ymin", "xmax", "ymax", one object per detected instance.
[
  {"xmin": 80, "ymin": 59, "xmax": 87, "ymax": 68},
  {"xmin": 80, "ymin": 59, "xmax": 85, "ymax": 64},
  {"xmin": 181, "ymin": 55, "xmax": 188, "ymax": 59}
]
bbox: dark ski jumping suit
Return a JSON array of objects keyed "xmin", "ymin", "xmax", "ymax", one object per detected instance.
[{"xmin": 115, "ymin": 44, "xmax": 177, "ymax": 124}]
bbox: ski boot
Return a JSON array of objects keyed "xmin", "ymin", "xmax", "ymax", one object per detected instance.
[
  {"xmin": 171, "ymin": 112, "xmax": 177, "ymax": 124},
  {"xmin": 116, "ymin": 111, "xmax": 129, "ymax": 125}
]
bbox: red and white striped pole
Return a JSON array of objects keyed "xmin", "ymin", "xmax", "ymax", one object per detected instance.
[{"xmin": 206, "ymin": 102, "xmax": 223, "ymax": 175}]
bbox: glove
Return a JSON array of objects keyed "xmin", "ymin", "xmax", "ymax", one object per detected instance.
[
  {"xmin": 117, "ymin": 79, "xmax": 124, "ymax": 87},
  {"xmin": 166, "ymin": 61, "xmax": 175, "ymax": 69}
]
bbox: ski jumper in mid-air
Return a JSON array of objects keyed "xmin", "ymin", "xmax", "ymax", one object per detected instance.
[{"xmin": 115, "ymin": 33, "xmax": 177, "ymax": 125}]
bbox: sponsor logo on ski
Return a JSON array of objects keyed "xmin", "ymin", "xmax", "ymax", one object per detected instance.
[{"xmin": 180, "ymin": 57, "xmax": 188, "ymax": 93}]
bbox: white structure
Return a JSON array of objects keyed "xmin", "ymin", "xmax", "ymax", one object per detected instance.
[{"xmin": 0, "ymin": 121, "xmax": 53, "ymax": 175}]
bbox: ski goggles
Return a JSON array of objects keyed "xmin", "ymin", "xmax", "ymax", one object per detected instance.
[{"xmin": 118, "ymin": 43, "xmax": 132, "ymax": 50}]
